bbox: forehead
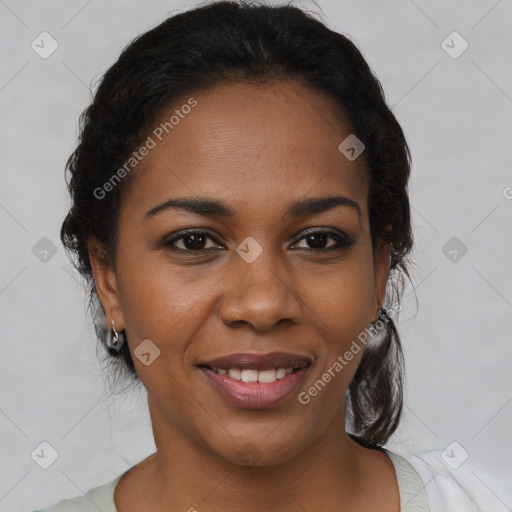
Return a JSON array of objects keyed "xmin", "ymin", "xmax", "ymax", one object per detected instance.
[{"xmin": 121, "ymin": 80, "xmax": 369, "ymax": 221}]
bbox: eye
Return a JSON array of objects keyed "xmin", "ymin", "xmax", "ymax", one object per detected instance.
[
  {"xmin": 291, "ymin": 229, "xmax": 356, "ymax": 251},
  {"xmin": 163, "ymin": 230, "xmax": 224, "ymax": 251},
  {"xmin": 162, "ymin": 228, "xmax": 356, "ymax": 254}
]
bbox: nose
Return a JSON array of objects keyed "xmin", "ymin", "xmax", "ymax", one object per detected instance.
[{"xmin": 218, "ymin": 249, "xmax": 302, "ymax": 332}]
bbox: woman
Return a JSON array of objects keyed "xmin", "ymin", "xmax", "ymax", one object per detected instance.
[{"xmin": 35, "ymin": 1, "xmax": 483, "ymax": 510}]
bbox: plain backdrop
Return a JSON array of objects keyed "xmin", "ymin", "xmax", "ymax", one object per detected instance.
[{"xmin": 1, "ymin": 1, "xmax": 511, "ymax": 511}]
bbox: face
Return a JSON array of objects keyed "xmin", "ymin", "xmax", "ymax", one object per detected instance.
[{"xmin": 89, "ymin": 80, "xmax": 390, "ymax": 467}]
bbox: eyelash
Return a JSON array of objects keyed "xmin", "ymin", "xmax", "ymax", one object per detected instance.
[{"xmin": 163, "ymin": 228, "xmax": 356, "ymax": 253}]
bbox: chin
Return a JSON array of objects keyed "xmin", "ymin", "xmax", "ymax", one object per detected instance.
[{"xmin": 211, "ymin": 434, "xmax": 307, "ymax": 468}]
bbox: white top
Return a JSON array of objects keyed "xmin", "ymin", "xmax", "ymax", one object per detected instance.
[{"xmin": 33, "ymin": 448, "xmax": 494, "ymax": 511}]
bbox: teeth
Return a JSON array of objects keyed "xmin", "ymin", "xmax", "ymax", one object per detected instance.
[
  {"xmin": 241, "ymin": 369, "xmax": 258, "ymax": 383},
  {"xmin": 276, "ymin": 368, "xmax": 286, "ymax": 379},
  {"xmin": 228, "ymin": 368, "xmax": 241, "ymax": 380},
  {"xmin": 213, "ymin": 367, "xmax": 295, "ymax": 383},
  {"xmin": 258, "ymin": 369, "xmax": 277, "ymax": 383}
]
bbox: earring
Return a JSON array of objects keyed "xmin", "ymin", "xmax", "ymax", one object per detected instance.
[{"xmin": 107, "ymin": 319, "xmax": 125, "ymax": 354}]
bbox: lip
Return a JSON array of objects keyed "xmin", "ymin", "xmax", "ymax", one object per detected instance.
[
  {"xmin": 198, "ymin": 351, "xmax": 313, "ymax": 371},
  {"xmin": 199, "ymin": 365, "xmax": 311, "ymax": 409},
  {"xmin": 197, "ymin": 351, "xmax": 313, "ymax": 409}
]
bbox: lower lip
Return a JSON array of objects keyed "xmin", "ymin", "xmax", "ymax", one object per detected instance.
[{"xmin": 199, "ymin": 366, "xmax": 310, "ymax": 409}]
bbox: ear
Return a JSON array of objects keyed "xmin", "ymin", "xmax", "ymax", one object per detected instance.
[
  {"xmin": 372, "ymin": 237, "xmax": 391, "ymax": 321},
  {"xmin": 88, "ymin": 235, "xmax": 125, "ymax": 331}
]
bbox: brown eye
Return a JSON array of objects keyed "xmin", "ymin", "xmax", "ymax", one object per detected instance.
[
  {"xmin": 164, "ymin": 231, "xmax": 223, "ymax": 251},
  {"xmin": 292, "ymin": 229, "xmax": 356, "ymax": 251}
]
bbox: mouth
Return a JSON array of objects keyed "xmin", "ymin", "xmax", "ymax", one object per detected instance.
[{"xmin": 197, "ymin": 352, "xmax": 313, "ymax": 409}]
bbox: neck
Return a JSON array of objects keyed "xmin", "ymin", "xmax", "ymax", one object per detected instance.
[{"xmin": 139, "ymin": 402, "xmax": 369, "ymax": 512}]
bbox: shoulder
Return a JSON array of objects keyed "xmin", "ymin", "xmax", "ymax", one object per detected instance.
[
  {"xmin": 33, "ymin": 473, "xmax": 124, "ymax": 512},
  {"xmin": 384, "ymin": 443, "xmax": 500, "ymax": 512}
]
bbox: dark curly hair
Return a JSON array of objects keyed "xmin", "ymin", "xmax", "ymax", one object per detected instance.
[{"xmin": 60, "ymin": 0, "xmax": 413, "ymax": 448}]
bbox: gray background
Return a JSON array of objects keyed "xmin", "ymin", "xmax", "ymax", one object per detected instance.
[{"xmin": 1, "ymin": 1, "xmax": 511, "ymax": 511}]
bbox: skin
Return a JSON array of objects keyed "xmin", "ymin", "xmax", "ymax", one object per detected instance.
[{"xmin": 89, "ymin": 80, "xmax": 400, "ymax": 512}]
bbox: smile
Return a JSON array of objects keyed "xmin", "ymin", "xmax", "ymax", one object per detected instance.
[
  {"xmin": 197, "ymin": 351, "xmax": 313, "ymax": 409},
  {"xmin": 210, "ymin": 366, "xmax": 293, "ymax": 383}
]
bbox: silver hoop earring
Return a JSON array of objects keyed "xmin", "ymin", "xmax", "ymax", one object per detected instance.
[{"xmin": 107, "ymin": 320, "xmax": 125, "ymax": 353}]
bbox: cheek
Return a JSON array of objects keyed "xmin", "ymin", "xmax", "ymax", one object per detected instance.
[
  {"xmin": 301, "ymin": 256, "xmax": 374, "ymax": 333},
  {"xmin": 297, "ymin": 256, "xmax": 374, "ymax": 391},
  {"xmin": 114, "ymin": 253, "xmax": 203, "ymax": 384},
  {"xmin": 117, "ymin": 245, "xmax": 205, "ymax": 335},
  {"xmin": 298, "ymin": 268, "xmax": 373, "ymax": 411}
]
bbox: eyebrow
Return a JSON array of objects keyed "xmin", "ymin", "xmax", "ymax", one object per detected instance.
[{"xmin": 143, "ymin": 195, "xmax": 361, "ymax": 222}]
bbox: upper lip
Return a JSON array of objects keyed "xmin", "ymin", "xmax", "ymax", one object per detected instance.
[{"xmin": 198, "ymin": 352, "xmax": 313, "ymax": 371}]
